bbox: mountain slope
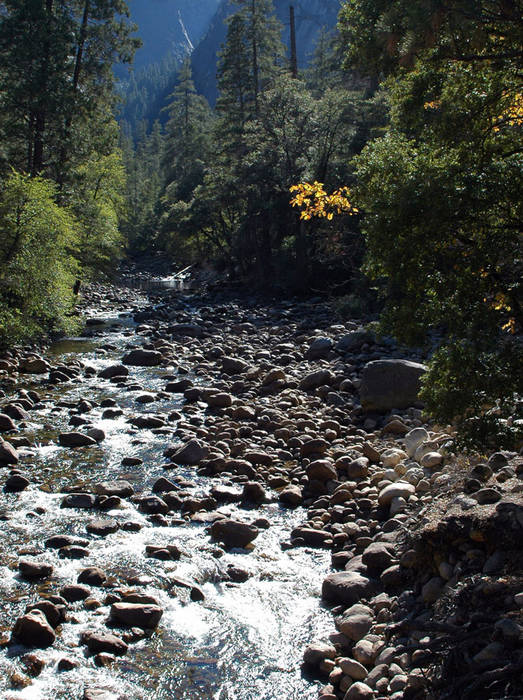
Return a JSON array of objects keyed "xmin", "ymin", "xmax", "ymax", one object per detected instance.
[
  {"xmin": 191, "ymin": 0, "xmax": 342, "ymax": 104},
  {"xmin": 128, "ymin": 0, "xmax": 221, "ymax": 69}
]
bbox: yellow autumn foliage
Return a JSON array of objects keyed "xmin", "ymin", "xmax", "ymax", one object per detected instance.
[
  {"xmin": 493, "ymin": 92, "xmax": 523, "ymax": 132},
  {"xmin": 289, "ymin": 181, "xmax": 358, "ymax": 221}
]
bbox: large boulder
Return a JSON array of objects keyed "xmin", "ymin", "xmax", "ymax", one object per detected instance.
[
  {"xmin": 359, "ymin": 359, "xmax": 427, "ymax": 411},
  {"xmin": 210, "ymin": 519, "xmax": 259, "ymax": 548}
]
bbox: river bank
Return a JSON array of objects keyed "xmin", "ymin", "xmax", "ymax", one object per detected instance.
[{"xmin": 0, "ymin": 274, "xmax": 521, "ymax": 700}]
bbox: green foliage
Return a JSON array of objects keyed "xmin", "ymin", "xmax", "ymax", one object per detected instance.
[
  {"xmin": 0, "ymin": 0, "xmax": 139, "ymax": 181},
  {"xmin": 121, "ymin": 120, "xmax": 165, "ymax": 253},
  {"xmin": 421, "ymin": 341, "xmax": 522, "ymax": 450},
  {"xmin": 70, "ymin": 145, "xmax": 127, "ymax": 277},
  {"xmin": 0, "ymin": 172, "xmax": 79, "ymax": 345},
  {"xmin": 341, "ymin": 0, "xmax": 523, "ymax": 447}
]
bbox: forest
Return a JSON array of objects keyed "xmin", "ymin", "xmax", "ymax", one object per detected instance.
[
  {"xmin": 0, "ymin": 2, "xmax": 522, "ymax": 699},
  {"xmin": 0, "ymin": 0, "xmax": 521, "ymax": 445}
]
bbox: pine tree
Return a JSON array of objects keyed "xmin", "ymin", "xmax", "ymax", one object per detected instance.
[
  {"xmin": 216, "ymin": 0, "xmax": 284, "ymax": 142},
  {"xmin": 163, "ymin": 58, "xmax": 213, "ymax": 198},
  {"xmin": 0, "ymin": 0, "xmax": 139, "ymax": 183}
]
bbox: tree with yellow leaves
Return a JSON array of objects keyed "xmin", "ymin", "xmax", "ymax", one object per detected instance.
[{"xmin": 290, "ymin": 182, "xmax": 358, "ymax": 220}]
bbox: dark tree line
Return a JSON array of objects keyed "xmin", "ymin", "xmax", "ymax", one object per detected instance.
[{"xmin": 0, "ymin": 0, "xmax": 138, "ymax": 344}]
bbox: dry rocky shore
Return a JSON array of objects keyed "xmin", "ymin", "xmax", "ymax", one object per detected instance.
[{"xmin": 0, "ymin": 273, "xmax": 522, "ymax": 700}]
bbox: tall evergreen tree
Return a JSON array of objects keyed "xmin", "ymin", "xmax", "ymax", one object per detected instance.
[
  {"xmin": 0, "ymin": 0, "xmax": 139, "ymax": 183},
  {"xmin": 162, "ymin": 58, "xmax": 213, "ymax": 200},
  {"xmin": 216, "ymin": 0, "xmax": 284, "ymax": 147}
]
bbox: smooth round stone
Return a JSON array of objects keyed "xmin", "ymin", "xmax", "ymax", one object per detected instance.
[{"xmin": 474, "ymin": 488, "xmax": 502, "ymax": 504}]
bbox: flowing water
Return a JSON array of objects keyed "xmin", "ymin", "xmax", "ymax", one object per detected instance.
[{"xmin": 0, "ymin": 306, "xmax": 332, "ymax": 700}]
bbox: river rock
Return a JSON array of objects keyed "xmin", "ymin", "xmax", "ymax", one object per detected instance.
[
  {"xmin": 361, "ymin": 542, "xmax": 395, "ymax": 571},
  {"xmin": 359, "ymin": 359, "xmax": 427, "ymax": 411},
  {"xmin": 322, "ymin": 572, "xmax": 376, "ymax": 605},
  {"xmin": 0, "ymin": 414, "xmax": 16, "ymax": 432},
  {"xmin": 344, "ymin": 681, "xmax": 374, "ymax": 700},
  {"xmin": 291, "ymin": 527, "xmax": 332, "ymax": 548},
  {"xmin": 152, "ymin": 476, "xmax": 178, "ymax": 493},
  {"xmin": 12, "ymin": 610, "xmax": 55, "ymax": 648},
  {"xmin": 98, "ymin": 364, "xmax": 129, "ymax": 379},
  {"xmin": 4, "ymin": 473, "xmax": 30, "ymax": 492},
  {"xmin": 137, "ymin": 495, "xmax": 169, "ymax": 514},
  {"xmin": 336, "ymin": 330, "xmax": 373, "ymax": 353},
  {"xmin": 210, "ymin": 518, "xmax": 259, "ymax": 548},
  {"xmin": 59, "ymin": 545, "xmax": 90, "ymax": 559},
  {"xmin": 241, "ymin": 481, "xmax": 266, "ymax": 504},
  {"xmin": 81, "ymin": 632, "xmax": 128, "ymax": 656},
  {"xmin": 306, "ymin": 337, "xmax": 333, "ymax": 359},
  {"xmin": 404, "ymin": 427, "xmax": 429, "ymax": 457},
  {"xmin": 60, "ymin": 584, "xmax": 91, "ymax": 602},
  {"xmin": 164, "ymin": 439, "xmax": 209, "ymax": 465},
  {"xmin": 58, "ymin": 432, "xmax": 97, "ymax": 448},
  {"xmin": 165, "ymin": 379, "xmax": 192, "ymax": 393},
  {"xmin": 130, "ymin": 415, "xmax": 165, "ymax": 429},
  {"xmin": 110, "ymin": 602, "xmax": 163, "ymax": 629},
  {"xmin": 94, "ymin": 480, "xmax": 134, "ymax": 498},
  {"xmin": 474, "ymin": 488, "xmax": 502, "ymax": 504},
  {"xmin": 337, "ymin": 456, "xmax": 369, "ymax": 479},
  {"xmin": 78, "ymin": 567, "xmax": 107, "ymax": 586},
  {"xmin": 301, "ymin": 439, "xmax": 329, "ymax": 458},
  {"xmin": 300, "ymin": 369, "xmax": 333, "ymax": 391},
  {"xmin": 222, "ymin": 356, "xmax": 251, "ymax": 374},
  {"xmin": 278, "ymin": 484, "xmax": 303, "ymax": 506},
  {"xmin": 122, "ymin": 349, "xmax": 163, "ymax": 366},
  {"xmin": 26, "ymin": 601, "xmax": 63, "ymax": 628},
  {"xmin": 0, "ymin": 439, "xmax": 19, "ymax": 465},
  {"xmin": 169, "ymin": 323, "xmax": 203, "ymax": 338},
  {"xmin": 378, "ymin": 482, "xmax": 415, "ymax": 506},
  {"xmin": 303, "ymin": 641, "xmax": 337, "ymax": 669},
  {"xmin": 337, "ymin": 603, "xmax": 375, "ymax": 641},
  {"xmin": 61, "ymin": 493, "xmax": 96, "ymax": 509},
  {"xmin": 338, "ymin": 657, "xmax": 368, "ymax": 680},
  {"xmin": 45, "ymin": 534, "xmax": 89, "ymax": 549},
  {"xmin": 19, "ymin": 357, "xmax": 49, "ymax": 373},
  {"xmin": 87, "ymin": 518, "xmax": 120, "ymax": 536},
  {"xmin": 205, "ymin": 392, "xmax": 233, "ymax": 408},
  {"xmin": 18, "ymin": 559, "xmax": 53, "ymax": 579},
  {"xmin": 86, "ymin": 427, "xmax": 105, "ymax": 443},
  {"xmin": 307, "ymin": 459, "xmax": 337, "ymax": 482}
]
